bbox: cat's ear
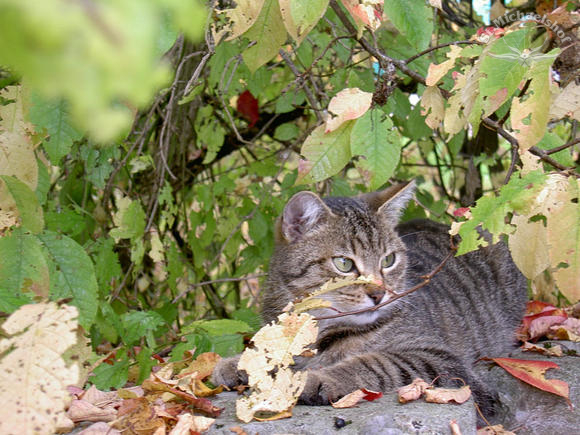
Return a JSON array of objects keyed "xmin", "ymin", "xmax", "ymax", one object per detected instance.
[
  {"xmin": 362, "ymin": 180, "xmax": 416, "ymax": 221},
  {"xmin": 280, "ymin": 191, "xmax": 332, "ymax": 242}
]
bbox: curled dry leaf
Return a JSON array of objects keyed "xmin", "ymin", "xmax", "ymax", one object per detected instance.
[
  {"xmin": 331, "ymin": 389, "xmax": 366, "ymax": 409},
  {"xmin": 229, "ymin": 426, "xmax": 249, "ymax": 435},
  {"xmin": 521, "ymin": 342, "xmax": 563, "ymax": 357},
  {"xmin": 67, "ymin": 399, "xmax": 117, "ymax": 423},
  {"xmin": 77, "ymin": 422, "xmax": 121, "ymax": 435},
  {"xmin": 235, "ymin": 312, "xmax": 318, "ymax": 423},
  {"xmin": 0, "ymin": 303, "xmax": 83, "ymax": 435},
  {"xmin": 331, "ymin": 388, "xmax": 383, "ymax": 409},
  {"xmin": 424, "ymin": 385, "xmax": 472, "ymax": 404},
  {"xmin": 398, "ymin": 378, "xmax": 430, "ymax": 403},
  {"xmin": 168, "ymin": 412, "xmax": 215, "ymax": 435}
]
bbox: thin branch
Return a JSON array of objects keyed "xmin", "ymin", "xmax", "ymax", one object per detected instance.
[
  {"xmin": 405, "ymin": 40, "xmax": 481, "ymax": 64},
  {"xmin": 544, "ymin": 137, "xmax": 580, "ymax": 155},
  {"xmin": 172, "ymin": 274, "xmax": 266, "ymax": 303},
  {"xmin": 279, "ymin": 49, "xmax": 324, "ymax": 122},
  {"xmin": 314, "ymin": 245, "xmax": 456, "ymax": 320}
]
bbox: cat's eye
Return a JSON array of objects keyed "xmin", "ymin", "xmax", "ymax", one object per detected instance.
[
  {"xmin": 332, "ymin": 257, "xmax": 355, "ymax": 273},
  {"xmin": 381, "ymin": 253, "xmax": 396, "ymax": 269}
]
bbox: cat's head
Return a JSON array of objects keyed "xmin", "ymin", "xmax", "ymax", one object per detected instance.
[{"xmin": 262, "ymin": 181, "xmax": 416, "ymax": 329}]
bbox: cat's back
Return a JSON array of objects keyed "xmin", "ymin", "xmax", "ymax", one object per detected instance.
[{"xmin": 391, "ymin": 218, "xmax": 527, "ymax": 359}]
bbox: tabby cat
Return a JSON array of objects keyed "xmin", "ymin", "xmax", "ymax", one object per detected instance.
[{"xmin": 212, "ymin": 181, "xmax": 527, "ymax": 416}]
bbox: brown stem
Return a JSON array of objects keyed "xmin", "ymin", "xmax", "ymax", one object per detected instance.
[
  {"xmin": 545, "ymin": 137, "xmax": 580, "ymax": 155},
  {"xmin": 405, "ymin": 40, "xmax": 481, "ymax": 64}
]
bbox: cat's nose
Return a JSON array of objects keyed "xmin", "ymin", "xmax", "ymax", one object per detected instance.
[{"xmin": 368, "ymin": 289, "xmax": 385, "ymax": 305}]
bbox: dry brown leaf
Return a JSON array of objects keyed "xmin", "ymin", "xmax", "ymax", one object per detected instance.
[
  {"xmin": 397, "ymin": 378, "xmax": 431, "ymax": 403},
  {"xmin": 424, "ymin": 385, "xmax": 472, "ymax": 404},
  {"xmin": 549, "ymin": 318, "xmax": 580, "ymax": 342},
  {"xmin": 67, "ymin": 400, "xmax": 117, "ymax": 423},
  {"xmin": 78, "ymin": 422, "xmax": 121, "ymax": 435},
  {"xmin": 168, "ymin": 412, "xmax": 215, "ymax": 435},
  {"xmin": 477, "ymin": 424, "xmax": 516, "ymax": 434},
  {"xmin": 0, "ymin": 303, "xmax": 82, "ymax": 435},
  {"xmin": 549, "ymin": 81, "xmax": 580, "ymax": 121},
  {"xmin": 236, "ymin": 312, "xmax": 318, "ymax": 423},
  {"xmin": 331, "ymin": 389, "xmax": 366, "ymax": 408},
  {"xmin": 81, "ymin": 385, "xmax": 120, "ymax": 406},
  {"xmin": 179, "ymin": 352, "xmax": 221, "ymax": 380},
  {"xmin": 521, "ymin": 342, "xmax": 563, "ymax": 357},
  {"xmin": 111, "ymin": 397, "xmax": 166, "ymax": 434},
  {"xmin": 229, "ymin": 426, "xmax": 248, "ymax": 435}
]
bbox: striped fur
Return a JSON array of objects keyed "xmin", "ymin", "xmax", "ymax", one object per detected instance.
[{"xmin": 213, "ymin": 183, "xmax": 527, "ymax": 418}]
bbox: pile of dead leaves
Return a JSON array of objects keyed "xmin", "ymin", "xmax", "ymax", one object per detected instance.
[
  {"xmin": 519, "ymin": 300, "xmax": 580, "ymax": 349},
  {"xmin": 67, "ymin": 352, "xmax": 223, "ymax": 434}
]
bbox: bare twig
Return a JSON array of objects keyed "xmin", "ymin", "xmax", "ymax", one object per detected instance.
[
  {"xmin": 172, "ymin": 274, "xmax": 266, "ymax": 303},
  {"xmin": 544, "ymin": 137, "xmax": 580, "ymax": 155},
  {"xmin": 314, "ymin": 245, "xmax": 456, "ymax": 320},
  {"xmin": 279, "ymin": 49, "xmax": 324, "ymax": 122},
  {"xmin": 405, "ymin": 40, "xmax": 481, "ymax": 64}
]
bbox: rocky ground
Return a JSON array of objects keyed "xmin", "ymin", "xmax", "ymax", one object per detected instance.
[{"xmin": 207, "ymin": 343, "xmax": 580, "ymax": 434}]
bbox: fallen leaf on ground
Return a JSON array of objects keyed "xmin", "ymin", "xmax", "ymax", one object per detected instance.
[
  {"xmin": 168, "ymin": 412, "xmax": 215, "ymax": 435},
  {"xmin": 529, "ymin": 315, "xmax": 568, "ymax": 339},
  {"xmin": 361, "ymin": 388, "xmax": 383, "ymax": 401},
  {"xmin": 548, "ymin": 318, "xmax": 580, "ymax": 342},
  {"xmin": 424, "ymin": 385, "xmax": 472, "ymax": 404},
  {"xmin": 230, "ymin": 426, "xmax": 249, "ymax": 434},
  {"xmin": 78, "ymin": 422, "xmax": 121, "ymax": 435},
  {"xmin": 521, "ymin": 342, "xmax": 563, "ymax": 357},
  {"xmin": 179, "ymin": 352, "xmax": 221, "ymax": 380},
  {"xmin": 398, "ymin": 378, "xmax": 431, "ymax": 403},
  {"xmin": 67, "ymin": 399, "xmax": 117, "ymax": 423},
  {"xmin": 331, "ymin": 389, "xmax": 366, "ymax": 408},
  {"xmin": 486, "ymin": 357, "xmax": 570, "ymax": 403}
]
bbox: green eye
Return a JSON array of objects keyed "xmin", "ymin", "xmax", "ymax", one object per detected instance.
[
  {"xmin": 381, "ymin": 253, "xmax": 396, "ymax": 269},
  {"xmin": 332, "ymin": 257, "xmax": 355, "ymax": 273}
]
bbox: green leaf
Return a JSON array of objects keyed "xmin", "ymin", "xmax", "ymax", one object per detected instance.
[
  {"xmin": 210, "ymin": 334, "xmax": 244, "ymax": 357},
  {"xmin": 383, "ymin": 0, "xmax": 433, "ymax": 50},
  {"xmin": 351, "ymin": 109, "xmax": 402, "ymax": 190},
  {"xmin": 45, "ymin": 207, "xmax": 86, "ymax": 237},
  {"xmin": 280, "ymin": 0, "xmax": 328, "ymax": 45},
  {"xmin": 170, "ymin": 333, "xmax": 213, "ymax": 361},
  {"xmin": 38, "ymin": 231, "xmax": 99, "ymax": 328},
  {"xmin": 455, "ymin": 170, "xmax": 547, "ymax": 255},
  {"xmin": 121, "ymin": 311, "xmax": 166, "ymax": 346},
  {"xmin": 231, "ymin": 307, "xmax": 262, "ymax": 332},
  {"xmin": 242, "ymin": 0, "xmax": 288, "ymax": 72},
  {"xmin": 184, "ymin": 319, "xmax": 252, "ymax": 336},
  {"xmin": 479, "ymin": 29, "xmax": 529, "ymax": 98},
  {"xmin": 536, "ymin": 132, "xmax": 575, "ymax": 168},
  {"xmin": 296, "ymin": 122, "xmax": 353, "ymax": 184},
  {"xmin": 92, "ymin": 238, "xmax": 122, "ymax": 297},
  {"xmin": 29, "ymin": 94, "xmax": 82, "ymax": 163},
  {"xmin": 136, "ymin": 347, "xmax": 156, "ymax": 384},
  {"xmin": 0, "ymin": 228, "xmax": 48, "ymax": 312},
  {"xmin": 274, "ymin": 123, "xmax": 299, "ymax": 141},
  {"xmin": 90, "ymin": 349, "xmax": 130, "ymax": 391},
  {"xmin": 110, "ymin": 197, "xmax": 146, "ymax": 242},
  {"xmin": 0, "ymin": 175, "xmax": 44, "ymax": 233}
]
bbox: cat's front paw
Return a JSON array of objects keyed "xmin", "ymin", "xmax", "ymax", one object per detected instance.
[
  {"xmin": 211, "ymin": 355, "xmax": 247, "ymax": 388},
  {"xmin": 299, "ymin": 371, "xmax": 349, "ymax": 405}
]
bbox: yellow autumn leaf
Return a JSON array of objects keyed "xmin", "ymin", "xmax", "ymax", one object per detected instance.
[
  {"xmin": 420, "ymin": 86, "xmax": 445, "ymax": 129},
  {"xmin": 325, "ymin": 88, "xmax": 373, "ymax": 133},
  {"xmin": 236, "ymin": 311, "xmax": 318, "ymax": 423},
  {"xmin": 0, "ymin": 303, "xmax": 81, "ymax": 435},
  {"xmin": 0, "ymin": 86, "xmax": 38, "ymax": 190},
  {"xmin": 426, "ymin": 45, "xmax": 463, "ymax": 86}
]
